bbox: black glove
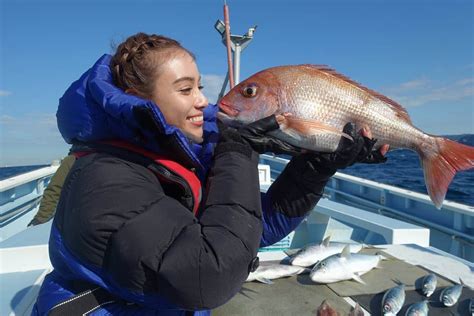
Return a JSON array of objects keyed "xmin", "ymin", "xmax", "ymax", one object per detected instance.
[
  {"xmin": 216, "ymin": 115, "xmax": 302, "ymax": 156},
  {"xmin": 309, "ymin": 122, "xmax": 387, "ymax": 173}
]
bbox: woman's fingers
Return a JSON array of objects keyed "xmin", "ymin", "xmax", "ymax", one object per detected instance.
[
  {"xmin": 360, "ymin": 126, "xmax": 373, "ymax": 139},
  {"xmin": 380, "ymin": 144, "xmax": 390, "ymax": 156}
]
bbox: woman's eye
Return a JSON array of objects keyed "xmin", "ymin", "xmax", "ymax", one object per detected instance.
[
  {"xmin": 242, "ymin": 85, "xmax": 257, "ymax": 97},
  {"xmin": 180, "ymin": 88, "xmax": 192, "ymax": 94}
]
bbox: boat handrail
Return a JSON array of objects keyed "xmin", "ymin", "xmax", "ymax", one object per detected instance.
[
  {"xmin": 0, "ymin": 165, "xmax": 59, "ymax": 192},
  {"xmin": 259, "ymin": 154, "xmax": 474, "ymax": 216}
]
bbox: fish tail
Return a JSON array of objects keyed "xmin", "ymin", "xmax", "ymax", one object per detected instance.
[{"xmin": 420, "ymin": 137, "xmax": 474, "ymax": 209}]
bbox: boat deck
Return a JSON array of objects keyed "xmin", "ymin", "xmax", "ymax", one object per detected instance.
[
  {"xmin": 214, "ymin": 246, "xmax": 474, "ymax": 316},
  {"xmin": 1, "ymin": 160, "xmax": 473, "ymax": 315}
]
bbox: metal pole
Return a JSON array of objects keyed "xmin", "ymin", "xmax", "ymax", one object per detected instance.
[
  {"xmin": 218, "ymin": 71, "xmax": 230, "ymax": 101},
  {"xmin": 223, "ymin": 2, "xmax": 235, "ymax": 89},
  {"xmin": 234, "ymin": 45, "xmax": 241, "ymax": 85}
]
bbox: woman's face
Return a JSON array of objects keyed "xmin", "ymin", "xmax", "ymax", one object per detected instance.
[{"xmin": 151, "ymin": 52, "xmax": 208, "ymax": 143}]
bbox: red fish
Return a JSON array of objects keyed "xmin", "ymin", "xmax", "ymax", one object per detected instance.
[
  {"xmin": 317, "ymin": 299, "xmax": 340, "ymax": 316},
  {"xmin": 218, "ymin": 65, "xmax": 474, "ymax": 208}
]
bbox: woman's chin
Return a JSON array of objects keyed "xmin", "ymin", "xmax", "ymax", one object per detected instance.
[{"xmin": 185, "ymin": 132, "xmax": 204, "ymax": 144}]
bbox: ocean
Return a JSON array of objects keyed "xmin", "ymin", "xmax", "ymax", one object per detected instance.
[
  {"xmin": 1, "ymin": 135, "xmax": 473, "ymax": 206},
  {"xmin": 343, "ymin": 134, "xmax": 474, "ymax": 206}
]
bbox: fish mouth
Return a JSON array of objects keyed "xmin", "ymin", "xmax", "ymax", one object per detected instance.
[{"xmin": 218, "ymin": 101, "xmax": 240, "ymax": 117}]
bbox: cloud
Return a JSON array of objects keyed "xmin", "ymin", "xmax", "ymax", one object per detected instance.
[
  {"xmin": 0, "ymin": 115, "xmax": 15, "ymax": 123},
  {"xmin": 1, "ymin": 112, "xmax": 69, "ymax": 165},
  {"xmin": 398, "ymin": 78, "xmax": 430, "ymax": 90},
  {"xmin": 383, "ymin": 76, "xmax": 474, "ymax": 107},
  {"xmin": 201, "ymin": 74, "xmax": 226, "ymax": 104},
  {"xmin": 1, "ymin": 113, "xmax": 61, "ymax": 144},
  {"xmin": 0, "ymin": 90, "xmax": 12, "ymax": 97}
]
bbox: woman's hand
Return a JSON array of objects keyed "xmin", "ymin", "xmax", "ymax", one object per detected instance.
[
  {"xmin": 307, "ymin": 122, "xmax": 389, "ymax": 173},
  {"xmin": 217, "ymin": 115, "xmax": 302, "ymax": 155}
]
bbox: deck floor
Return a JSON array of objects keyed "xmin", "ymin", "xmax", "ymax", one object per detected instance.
[{"xmin": 213, "ymin": 247, "xmax": 474, "ymax": 316}]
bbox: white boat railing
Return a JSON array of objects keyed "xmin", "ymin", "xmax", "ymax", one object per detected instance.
[
  {"xmin": 0, "ymin": 164, "xmax": 59, "ymax": 241},
  {"xmin": 259, "ymin": 154, "xmax": 474, "ymax": 261}
]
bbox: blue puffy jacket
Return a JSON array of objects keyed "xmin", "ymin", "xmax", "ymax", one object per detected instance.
[{"xmin": 33, "ymin": 55, "xmax": 312, "ymax": 315}]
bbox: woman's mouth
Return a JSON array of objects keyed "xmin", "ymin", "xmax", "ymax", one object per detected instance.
[{"xmin": 186, "ymin": 115, "xmax": 204, "ymax": 126}]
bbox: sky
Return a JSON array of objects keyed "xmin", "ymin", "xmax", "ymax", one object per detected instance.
[{"xmin": 1, "ymin": 0, "xmax": 473, "ymax": 166}]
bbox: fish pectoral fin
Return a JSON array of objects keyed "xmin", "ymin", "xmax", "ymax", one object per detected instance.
[
  {"xmin": 256, "ymin": 277, "xmax": 274, "ymax": 285},
  {"xmin": 352, "ymin": 273, "xmax": 366, "ymax": 285},
  {"xmin": 282, "ymin": 117, "xmax": 353, "ymax": 141},
  {"xmin": 301, "ymin": 268, "xmax": 312, "ymax": 274},
  {"xmin": 322, "ymin": 235, "xmax": 331, "ymax": 247}
]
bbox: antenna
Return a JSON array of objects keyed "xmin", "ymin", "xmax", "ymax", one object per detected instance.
[{"xmin": 215, "ymin": 2, "xmax": 257, "ymax": 100}]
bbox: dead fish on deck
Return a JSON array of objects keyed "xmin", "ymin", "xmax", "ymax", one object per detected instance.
[
  {"xmin": 439, "ymin": 279, "xmax": 465, "ymax": 307},
  {"xmin": 218, "ymin": 65, "xmax": 474, "ymax": 208},
  {"xmin": 381, "ymin": 283, "xmax": 406, "ymax": 316},
  {"xmin": 309, "ymin": 245, "xmax": 385, "ymax": 284},
  {"xmin": 245, "ymin": 263, "xmax": 308, "ymax": 284},
  {"xmin": 420, "ymin": 273, "xmax": 437, "ymax": 297},
  {"xmin": 405, "ymin": 300, "xmax": 429, "ymax": 316},
  {"xmin": 348, "ymin": 303, "xmax": 364, "ymax": 316},
  {"xmin": 316, "ymin": 299, "xmax": 340, "ymax": 316},
  {"xmin": 290, "ymin": 236, "xmax": 363, "ymax": 267}
]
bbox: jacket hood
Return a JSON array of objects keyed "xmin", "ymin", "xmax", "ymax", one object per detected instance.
[{"xmin": 57, "ymin": 54, "xmax": 218, "ymax": 171}]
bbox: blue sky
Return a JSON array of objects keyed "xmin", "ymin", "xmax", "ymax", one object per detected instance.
[{"xmin": 1, "ymin": 0, "xmax": 473, "ymax": 165}]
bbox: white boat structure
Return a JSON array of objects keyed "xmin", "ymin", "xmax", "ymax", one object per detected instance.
[
  {"xmin": 1, "ymin": 157, "xmax": 473, "ymax": 315},
  {"xmin": 2, "ymin": 9, "xmax": 473, "ymax": 315}
]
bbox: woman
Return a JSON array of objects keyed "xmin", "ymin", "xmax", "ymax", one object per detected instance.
[{"xmin": 33, "ymin": 33, "xmax": 387, "ymax": 315}]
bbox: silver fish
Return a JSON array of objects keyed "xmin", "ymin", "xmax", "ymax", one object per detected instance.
[
  {"xmin": 405, "ymin": 300, "xmax": 429, "ymax": 316},
  {"xmin": 245, "ymin": 263, "xmax": 308, "ymax": 284},
  {"xmin": 290, "ymin": 236, "xmax": 363, "ymax": 267},
  {"xmin": 381, "ymin": 283, "xmax": 405, "ymax": 316},
  {"xmin": 439, "ymin": 281, "xmax": 464, "ymax": 307},
  {"xmin": 309, "ymin": 245, "xmax": 384, "ymax": 284},
  {"xmin": 219, "ymin": 65, "xmax": 474, "ymax": 208},
  {"xmin": 420, "ymin": 273, "xmax": 437, "ymax": 297}
]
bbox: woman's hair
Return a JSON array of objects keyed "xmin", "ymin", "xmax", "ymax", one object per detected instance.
[{"xmin": 111, "ymin": 32, "xmax": 195, "ymax": 97}]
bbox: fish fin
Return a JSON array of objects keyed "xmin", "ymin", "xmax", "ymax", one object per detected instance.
[
  {"xmin": 348, "ymin": 303, "xmax": 364, "ymax": 316},
  {"xmin": 301, "ymin": 64, "xmax": 413, "ymax": 124},
  {"xmin": 420, "ymin": 137, "xmax": 474, "ymax": 208},
  {"xmin": 256, "ymin": 277, "xmax": 273, "ymax": 285},
  {"xmin": 375, "ymin": 252, "xmax": 389, "ymax": 260},
  {"xmin": 340, "ymin": 245, "xmax": 351, "ymax": 259},
  {"xmin": 301, "ymin": 268, "xmax": 312, "ymax": 274},
  {"xmin": 322, "ymin": 235, "xmax": 331, "ymax": 247},
  {"xmin": 352, "ymin": 273, "xmax": 366, "ymax": 285},
  {"xmin": 282, "ymin": 116, "xmax": 353, "ymax": 141}
]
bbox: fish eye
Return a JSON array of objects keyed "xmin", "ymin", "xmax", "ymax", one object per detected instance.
[{"xmin": 242, "ymin": 84, "xmax": 258, "ymax": 98}]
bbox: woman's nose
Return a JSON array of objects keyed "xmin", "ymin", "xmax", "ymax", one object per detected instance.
[{"xmin": 195, "ymin": 90, "xmax": 208, "ymax": 109}]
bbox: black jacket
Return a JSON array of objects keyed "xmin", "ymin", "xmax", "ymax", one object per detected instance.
[{"xmin": 54, "ymin": 146, "xmax": 262, "ymax": 310}]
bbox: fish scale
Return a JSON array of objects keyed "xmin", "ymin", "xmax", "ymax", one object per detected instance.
[
  {"xmin": 279, "ymin": 66, "xmax": 425, "ymax": 151},
  {"xmin": 219, "ymin": 64, "xmax": 474, "ymax": 208}
]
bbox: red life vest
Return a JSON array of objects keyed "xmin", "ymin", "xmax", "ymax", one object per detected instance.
[{"xmin": 73, "ymin": 140, "xmax": 202, "ymax": 215}]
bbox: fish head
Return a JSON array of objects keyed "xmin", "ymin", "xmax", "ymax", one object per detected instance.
[
  {"xmin": 441, "ymin": 294, "xmax": 455, "ymax": 307},
  {"xmin": 309, "ymin": 258, "xmax": 341, "ymax": 283},
  {"xmin": 218, "ymin": 69, "xmax": 282, "ymax": 125},
  {"xmin": 382, "ymin": 301, "xmax": 395, "ymax": 315}
]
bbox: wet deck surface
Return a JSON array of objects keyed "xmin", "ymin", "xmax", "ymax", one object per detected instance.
[{"xmin": 213, "ymin": 249, "xmax": 474, "ymax": 316}]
